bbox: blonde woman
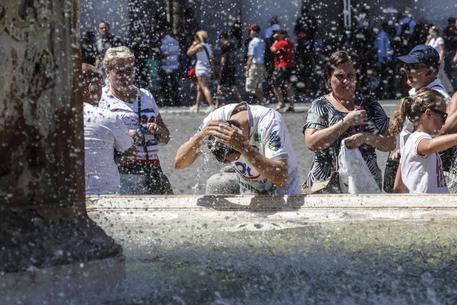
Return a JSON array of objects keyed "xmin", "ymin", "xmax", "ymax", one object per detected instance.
[
  {"xmin": 187, "ymin": 30, "xmax": 214, "ymax": 112},
  {"xmin": 98, "ymin": 46, "xmax": 173, "ymax": 195}
]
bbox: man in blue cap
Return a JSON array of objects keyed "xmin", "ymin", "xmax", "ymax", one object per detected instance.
[
  {"xmin": 397, "ymin": 44, "xmax": 449, "ymax": 101},
  {"xmin": 391, "ymin": 44, "xmax": 454, "ymax": 192}
]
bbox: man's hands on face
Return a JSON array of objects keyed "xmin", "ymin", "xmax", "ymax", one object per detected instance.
[{"xmin": 202, "ymin": 120, "xmax": 247, "ymax": 153}]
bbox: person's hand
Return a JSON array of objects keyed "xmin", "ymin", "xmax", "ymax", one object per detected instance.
[
  {"xmin": 345, "ymin": 108, "xmax": 367, "ymax": 126},
  {"xmin": 199, "ymin": 120, "xmax": 226, "ymax": 138},
  {"xmin": 147, "ymin": 122, "xmax": 161, "ymax": 134},
  {"xmin": 201, "ymin": 120, "xmax": 247, "ymax": 153},
  {"xmin": 128, "ymin": 129, "xmax": 144, "ymax": 145},
  {"xmin": 192, "ymin": 41, "xmax": 202, "ymax": 50},
  {"xmin": 147, "ymin": 122, "xmax": 170, "ymax": 142},
  {"xmin": 391, "ymin": 148, "xmax": 401, "ymax": 160},
  {"xmin": 344, "ymin": 132, "xmax": 367, "ymax": 149},
  {"xmin": 220, "ymin": 122, "xmax": 247, "ymax": 153}
]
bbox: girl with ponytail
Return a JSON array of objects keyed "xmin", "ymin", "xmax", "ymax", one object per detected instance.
[{"xmin": 389, "ymin": 88, "xmax": 457, "ymax": 193}]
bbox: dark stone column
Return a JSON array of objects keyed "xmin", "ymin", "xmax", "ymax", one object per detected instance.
[
  {"xmin": 0, "ymin": 0, "xmax": 121, "ymax": 273},
  {"xmin": 0, "ymin": 0, "xmax": 84, "ymax": 210}
]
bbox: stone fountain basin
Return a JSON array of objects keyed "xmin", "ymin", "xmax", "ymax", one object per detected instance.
[{"xmin": 3, "ymin": 194, "xmax": 457, "ymax": 305}]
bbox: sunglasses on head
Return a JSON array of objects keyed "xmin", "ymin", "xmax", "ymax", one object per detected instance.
[{"xmin": 429, "ymin": 108, "xmax": 448, "ymax": 122}]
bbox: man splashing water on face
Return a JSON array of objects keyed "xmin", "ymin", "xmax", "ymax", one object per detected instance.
[{"xmin": 174, "ymin": 103, "xmax": 301, "ymax": 195}]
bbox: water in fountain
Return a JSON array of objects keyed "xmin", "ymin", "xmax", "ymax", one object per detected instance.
[
  {"xmin": 90, "ymin": 208, "xmax": 457, "ymax": 305},
  {"xmin": 191, "ymin": 139, "xmax": 217, "ymax": 194}
]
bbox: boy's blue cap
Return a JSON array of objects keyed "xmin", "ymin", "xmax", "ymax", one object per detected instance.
[{"xmin": 397, "ymin": 44, "xmax": 440, "ymax": 69}]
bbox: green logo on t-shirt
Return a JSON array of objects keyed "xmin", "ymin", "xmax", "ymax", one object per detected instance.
[{"xmin": 268, "ymin": 131, "xmax": 281, "ymax": 151}]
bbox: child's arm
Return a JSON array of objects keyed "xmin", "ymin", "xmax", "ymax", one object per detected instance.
[
  {"xmin": 417, "ymin": 134, "xmax": 457, "ymax": 156},
  {"xmin": 441, "ymin": 93, "xmax": 457, "ymax": 134},
  {"xmin": 440, "ymin": 111, "xmax": 457, "ymax": 135},
  {"xmin": 393, "ymin": 166, "xmax": 409, "ymax": 193}
]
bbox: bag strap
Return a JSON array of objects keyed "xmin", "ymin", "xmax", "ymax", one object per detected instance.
[
  {"xmin": 332, "ymin": 146, "xmax": 339, "ymax": 171},
  {"xmin": 202, "ymin": 44, "xmax": 211, "ymax": 61},
  {"xmin": 137, "ymin": 91, "xmax": 149, "ymax": 161}
]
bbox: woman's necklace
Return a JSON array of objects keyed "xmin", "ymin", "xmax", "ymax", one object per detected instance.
[{"xmin": 330, "ymin": 92, "xmax": 355, "ymax": 111}]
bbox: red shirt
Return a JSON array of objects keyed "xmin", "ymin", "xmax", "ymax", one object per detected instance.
[{"xmin": 272, "ymin": 39, "xmax": 295, "ymax": 68}]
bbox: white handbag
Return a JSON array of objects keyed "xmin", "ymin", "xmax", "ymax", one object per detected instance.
[{"xmin": 338, "ymin": 139, "xmax": 381, "ymax": 194}]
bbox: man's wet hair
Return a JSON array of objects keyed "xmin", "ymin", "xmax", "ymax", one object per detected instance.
[{"xmin": 207, "ymin": 120, "xmax": 242, "ymax": 163}]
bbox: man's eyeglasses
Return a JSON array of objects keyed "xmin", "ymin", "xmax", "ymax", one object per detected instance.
[{"xmin": 429, "ymin": 108, "xmax": 448, "ymax": 122}]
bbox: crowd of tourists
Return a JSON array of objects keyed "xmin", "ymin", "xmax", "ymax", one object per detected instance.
[
  {"xmin": 80, "ymin": 10, "xmax": 457, "ymax": 196},
  {"xmin": 80, "ymin": 9, "xmax": 457, "ymax": 108}
]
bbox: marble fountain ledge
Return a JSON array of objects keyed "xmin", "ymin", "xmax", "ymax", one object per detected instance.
[{"xmin": 87, "ymin": 194, "xmax": 457, "ymax": 224}]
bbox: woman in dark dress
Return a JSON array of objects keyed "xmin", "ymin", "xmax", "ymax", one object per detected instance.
[{"xmin": 303, "ymin": 51, "xmax": 395, "ymax": 192}]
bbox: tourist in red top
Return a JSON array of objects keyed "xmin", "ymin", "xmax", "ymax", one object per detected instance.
[{"xmin": 271, "ymin": 30, "xmax": 296, "ymax": 112}]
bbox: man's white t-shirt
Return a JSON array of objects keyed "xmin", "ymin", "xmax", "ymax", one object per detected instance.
[
  {"xmin": 247, "ymin": 37, "xmax": 266, "ymax": 64},
  {"xmin": 399, "ymin": 79, "xmax": 451, "ymax": 150},
  {"xmin": 200, "ymin": 103, "xmax": 301, "ymax": 195},
  {"xmin": 99, "ymin": 87, "xmax": 161, "ymax": 162},
  {"xmin": 400, "ymin": 131, "xmax": 448, "ymax": 193},
  {"xmin": 84, "ymin": 103, "xmax": 133, "ymax": 195}
]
